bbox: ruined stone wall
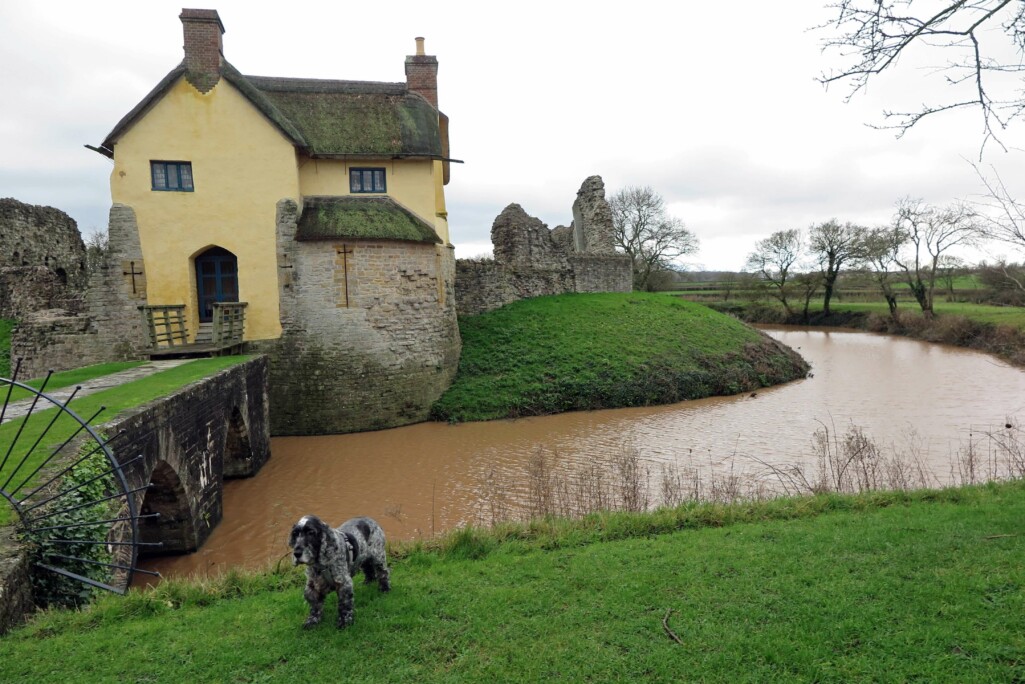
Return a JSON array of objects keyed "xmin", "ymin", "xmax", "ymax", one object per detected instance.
[
  {"xmin": 259, "ymin": 199, "xmax": 461, "ymax": 435},
  {"xmin": 10, "ymin": 204, "xmax": 150, "ymax": 378},
  {"xmin": 569, "ymin": 255, "xmax": 634, "ymax": 293},
  {"xmin": 0, "ymin": 199, "xmax": 89, "ymax": 323},
  {"xmin": 0, "ymin": 198, "xmax": 88, "ymax": 290},
  {"xmin": 454, "ymin": 176, "xmax": 632, "ymax": 317}
]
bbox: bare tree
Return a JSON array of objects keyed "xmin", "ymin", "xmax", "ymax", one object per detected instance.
[
  {"xmin": 610, "ymin": 186, "xmax": 699, "ymax": 291},
  {"xmin": 973, "ymin": 164, "xmax": 1025, "ymax": 255},
  {"xmin": 84, "ymin": 228, "xmax": 110, "ymax": 276},
  {"xmin": 891, "ymin": 198, "xmax": 982, "ymax": 316},
  {"xmin": 818, "ymin": 0, "xmax": 1025, "ymax": 150},
  {"xmin": 809, "ymin": 219, "xmax": 867, "ymax": 315},
  {"xmin": 936, "ymin": 254, "xmax": 967, "ymax": 301},
  {"xmin": 861, "ymin": 224, "xmax": 906, "ymax": 318},
  {"xmin": 794, "ymin": 270, "xmax": 825, "ymax": 321},
  {"xmin": 745, "ymin": 229, "xmax": 804, "ymax": 316}
]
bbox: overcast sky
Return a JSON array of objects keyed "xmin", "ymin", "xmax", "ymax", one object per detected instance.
[{"xmin": 3, "ymin": 1, "xmax": 1025, "ymax": 270}]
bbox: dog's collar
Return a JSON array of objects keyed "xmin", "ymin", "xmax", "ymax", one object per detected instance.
[{"xmin": 342, "ymin": 531, "xmax": 360, "ymax": 560}]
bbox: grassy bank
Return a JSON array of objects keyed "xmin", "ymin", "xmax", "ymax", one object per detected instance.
[
  {"xmin": 709, "ymin": 300, "xmax": 1025, "ymax": 367},
  {"xmin": 431, "ymin": 293, "xmax": 809, "ymax": 422},
  {"xmin": 2, "ymin": 482, "xmax": 1023, "ymax": 682}
]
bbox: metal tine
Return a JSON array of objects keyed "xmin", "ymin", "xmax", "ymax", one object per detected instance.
[
  {"xmin": 32, "ymin": 563, "xmax": 128, "ymax": 595},
  {"xmin": 18, "ymin": 428, "xmax": 120, "ymax": 503},
  {"xmin": 20, "ymin": 453, "xmax": 144, "ymax": 514},
  {"xmin": 0, "ymin": 370, "xmax": 54, "ymax": 476},
  {"xmin": 0, "ymin": 386, "xmax": 83, "ymax": 492},
  {"xmin": 0, "ymin": 357, "xmax": 22, "ymax": 424},
  {"xmin": 39, "ymin": 541, "xmax": 164, "ymax": 549},
  {"xmin": 42, "ymin": 553, "xmax": 161, "ymax": 577},
  {"xmin": 25, "ymin": 483, "xmax": 153, "ymax": 524},
  {"xmin": 9, "ymin": 408, "xmax": 113, "ymax": 498},
  {"xmin": 21, "ymin": 512, "xmax": 160, "ymax": 534}
]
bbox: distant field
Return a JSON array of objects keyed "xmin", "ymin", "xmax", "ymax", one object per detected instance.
[{"xmin": 671, "ymin": 281, "xmax": 1025, "ymax": 329}]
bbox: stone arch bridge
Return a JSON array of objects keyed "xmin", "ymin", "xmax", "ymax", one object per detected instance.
[{"xmin": 103, "ymin": 356, "xmax": 270, "ymax": 555}]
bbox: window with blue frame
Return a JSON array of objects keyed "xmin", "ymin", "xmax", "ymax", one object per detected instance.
[
  {"xmin": 151, "ymin": 161, "xmax": 194, "ymax": 192},
  {"xmin": 349, "ymin": 167, "xmax": 386, "ymax": 194}
]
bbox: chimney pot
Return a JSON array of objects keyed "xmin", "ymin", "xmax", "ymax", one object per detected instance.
[{"xmin": 415, "ymin": 37, "xmax": 425, "ymax": 56}]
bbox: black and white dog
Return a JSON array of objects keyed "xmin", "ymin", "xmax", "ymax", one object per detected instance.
[{"xmin": 288, "ymin": 514, "xmax": 391, "ymax": 629}]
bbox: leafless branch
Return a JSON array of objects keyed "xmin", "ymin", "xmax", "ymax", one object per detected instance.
[{"xmin": 817, "ymin": 0, "xmax": 1025, "ymax": 153}]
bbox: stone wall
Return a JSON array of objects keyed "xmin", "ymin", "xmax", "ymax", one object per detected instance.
[
  {"xmin": 0, "ymin": 357, "xmax": 269, "ymax": 630},
  {"xmin": 455, "ymin": 176, "xmax": 633, "ymax": 316},
  {"xmin": 104, "ymin": 356, "xmax": 270, "ymax": 554},
  {"xmin": 10, "ymin": 204, "xmax": 151, "ymax": 379},
  {"xmin": 0, "ymin": 199, "xmax": 88, "ymax": 290},
  {"xmin": 259, "ymin": 199, "xmax": 461, "ymax": 435},
  {"xmin": 0, "ymin": 531, "xmax": 32, "ymax": 635},
  {"xmin": 0, "ymin": 199, "xmax": 89, "ymax": 323}
]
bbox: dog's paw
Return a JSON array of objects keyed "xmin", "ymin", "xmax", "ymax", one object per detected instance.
[
  {"xmin": 302, "ymin": 617, "xmax": 321, "ymax": 630},
  {"xmin": 337, "ymin": 612, "xmax": 354, "ymax": 629}
]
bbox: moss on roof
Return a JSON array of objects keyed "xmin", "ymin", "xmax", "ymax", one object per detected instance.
[
  {"xmin": 98, "ymin": 62, "xmax": 442, "ymax": 159},
  {"xmin": 297, "ymin": 197, "xmax": 442, "ymax": 244},
  {"xmin": 248, "ymin": 79, "xmax": 442, "ymax": 156}
]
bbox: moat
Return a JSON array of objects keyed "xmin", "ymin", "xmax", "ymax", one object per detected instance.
[{"xmin": 140, "ymin": 326, "xmax": 1025, "ymax": 582}]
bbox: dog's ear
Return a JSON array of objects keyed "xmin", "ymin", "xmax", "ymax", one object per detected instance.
[{"xmin": 288, "ymin": 520, "xmax": 304, "ymax": 549}]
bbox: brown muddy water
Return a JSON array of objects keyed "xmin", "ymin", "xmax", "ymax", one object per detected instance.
[{"xmin": 139, "ymin": 326, "xmax": 1025, "ymax": 583}]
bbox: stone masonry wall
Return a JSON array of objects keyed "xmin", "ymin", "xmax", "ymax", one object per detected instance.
[
  {"xmin": 455, "ymin": 176, "xmax": 632, "ymax": 317},
  {"xmin": 0, "ymin": 357, "xmax": 269, "ymax": 630},
  {"xmin": 0, "ymin": 199, "xmax": 89, "ymax": 323},
  {"xmin": 11, "ymin": 204, "xmax": 151, "ymax": 378},
  {"xmin": 260, "ymin": 199, "xmax": 461, "ymax": 435},
  {"xmin": 0, "ymin": 531, "xmax": 32, "ymax": 635},
  {"xmin": 0, "ymin": 198, "xmax": 88, "ymax": 290},
  {"xmin": 103, "ymin": 356, "xmax": 270, "ymax": 553}
]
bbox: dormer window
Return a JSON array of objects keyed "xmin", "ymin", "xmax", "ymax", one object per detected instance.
[
  {"xmin": 349, "ymin": 167, "xmax": 386, "ymax": 194},
  {"xmin": 151, "ymin": 161, "xmax": 194, "ymax": 192}
]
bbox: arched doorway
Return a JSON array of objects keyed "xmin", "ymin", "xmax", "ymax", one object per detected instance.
[{"xmin": 194, "ymin": 246, "xmax": 239, "ymax": 323}]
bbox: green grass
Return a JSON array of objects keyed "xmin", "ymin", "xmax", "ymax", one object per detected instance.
[
  {"xmin": 431, "ymin": 292, "xmax": 808, "ymax": 422},
  {"xmin": 3, "ymin": 482, "xmax": 1023, "ymax": 682},
  {"xmin": 1, "ymin": 361, "xmax": 146, "ymax": 403},
  {"xmin": 0, "ymin": 356, "xmax": 251, "ymax": 525},
  {"xmin": 822, "ymin": 300, "xmax": 1025, "ymax": 328}
]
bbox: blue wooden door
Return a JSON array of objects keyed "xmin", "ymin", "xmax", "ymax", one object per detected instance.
[{"xmin": 195, "ymin": 247, "xmax": 238, "ymax": 323}]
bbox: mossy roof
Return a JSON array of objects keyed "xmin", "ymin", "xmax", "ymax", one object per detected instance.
[
  {"xmin": 98, "ymin": 62, "xmax": 443, "ymax": 158},
  {"xmin": 296, "ymin": 196, "xmax": 442, "ymax": 244}
]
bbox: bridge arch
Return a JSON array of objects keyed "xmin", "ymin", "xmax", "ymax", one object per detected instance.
[
  {"xmin": 223, "ymin": 406, "xmax": 254, "ymax": 478},
  {"xmin": 138, "ymin": 460, "xmax": 197, "ymax": 555}
]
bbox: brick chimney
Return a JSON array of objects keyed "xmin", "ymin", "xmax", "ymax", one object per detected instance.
[
  {"xmin": 405, "ymin": 37, "xmax": 438, "ymax": 108},
  {"xmin": 180, "ymin": 8, "xmax": 225, "ymax": 93}
]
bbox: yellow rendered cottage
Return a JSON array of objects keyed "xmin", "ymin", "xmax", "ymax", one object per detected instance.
[{"xmin": 90, "ymin": 9, "xmax": 461, "ymax": 434}]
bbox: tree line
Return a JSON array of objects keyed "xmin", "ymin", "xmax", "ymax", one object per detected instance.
[{"xmin": 743, "ymin": 197, "xmax": 1025, "ymax": 320}]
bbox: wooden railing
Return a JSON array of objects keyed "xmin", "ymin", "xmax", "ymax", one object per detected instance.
[
  {"xmin": 139, "ymin": 302, "xmax": 247, "ymax": 354},
  {"xmin": 139, "ymin": 305, "xmax": 188, "ymax": 349},
  {"xmin": 211, "ymin": 302, "xmax": 247, "ymax": 349}
]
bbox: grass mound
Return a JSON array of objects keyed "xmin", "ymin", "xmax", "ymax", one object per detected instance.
[{"xmin": 431, "ymin": 293, "xmax": 809, "ymax": 422}]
